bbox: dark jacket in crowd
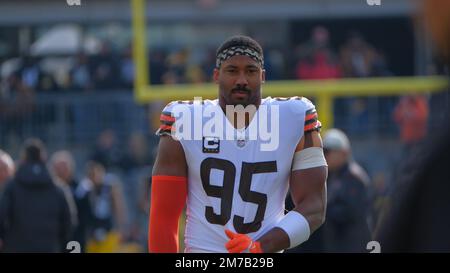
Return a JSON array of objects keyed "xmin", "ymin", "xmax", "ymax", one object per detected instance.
[
  {"xmin": 286, "ymin": 161, "xmax": 371, "ymax": 253},
  {"xmin": 0, "ymin": 162, "xmax": 72, "ymax": 252},
  {"xmin": 69, "ymin": 178, "xmax": 93, "ymax": 252},
  {"xmin": 376, "ymin": 100, "xmax": 450, "ymax": 252},
  {"xmin": 323, "ymin": 161, "xmax": 371, "ymax": 252}
]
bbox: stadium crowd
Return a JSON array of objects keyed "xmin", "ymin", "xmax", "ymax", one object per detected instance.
[
  {"xmin": 0, "ymin": 26, "xmax": 391, "ymax": 93},
  {"xmin": 0, "ymin": 131, "xmax": 155, "ymax": 252}
]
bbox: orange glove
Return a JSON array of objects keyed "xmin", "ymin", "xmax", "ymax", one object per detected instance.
[{"xmin": 224, "ymin": 229, "xmax": 263, "ymax": 253}]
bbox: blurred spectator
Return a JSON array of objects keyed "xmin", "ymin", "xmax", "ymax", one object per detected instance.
[
  {"xmin": 119, "ymin": 46, "xmax": 134, "ymax": 89},
  {"xmin": 370, "ymin": 172, "xmax": 390, "ymax": 233},
  {"xmin": 149, "ymin": 50, "xmax": 167, "ymax": 85},
  {"xmin": 0, "ymin": 138, "xmax": 72, "ymax": 252},
  {"xmin": 375, "ymin": 0, "xmax": 450, "ymax": 252},
  {"xmin": 70, "ymin": 52, "xmax": 93, "ymax": 91},
  {"xmin": 185, "ymin": 64, "xmax": 206, "ymax": 84},
  {"xmin": 340, "ymin": 32, "xmax": 389, "ymax": 78},
  {"xmin": 201, "ymin": 48, "xmax": 218, "ymax": 82},
  {"xmin": 376, "ymin": 120, "xmax": 450, "ymax": 251},
  {"xmin": 338, "ymin": 32, "xmax": 392, "ymax": 136},
  {"xmin": 90, "ymin": 129, "xmax": 123, "ymax": 171},
  {"xmin": 421, "ymin": 0, "xmax": 450, "ymax": 60},
  {"xmin": 265, "ymin": 48, "xmax": 286, "ymax": 80},
  {"xmin": 165, "ymin": 49, "xmax": 188, "ymax": 84},
  {"xmin": 20, "ymin": 56, "xmax": 41, "ymax": 90},
  {"xmin": 347, "ymin": 97, "xmax": 370, "ymax": 135},
  {"xmin": 392, "ymin": 94, "xmax": 430, "ymax": 182},
  {"xmin": 91, "ymin": 43, "xmax": 119, "ymax": 90},
  {"xmin": 161, "ymin": 71, "xmax": 181, "ymax": 85},
  {"xmin": 119, "ymin": 132, "xmax": 153, "ymax": 243},
  {"xmin": 38, "ymin": 70, "xmax": 59, "ymax": 92},
  {"xmin": 120, "ymin": 132, "xmax": 153, "ymax": 171},
  {"xmin": 50, "ymin": 150, "xmax": 92, "ymax": 252},
  {"xmin": 295, "ymin": 26, "xmax": 341, "ymax": 80},
  {"xmin": 81, "ymin": 161, "xmax": 127, "ymax": 252},
  {"xmin": 0, "ymin": 150, "xmax": 15, "ymax": 197},
  {"xmin": 393, "ymin": 94, "xmax": 429, "ymax": 152},
  {"xmin": 0, "ymin": 72, "xmax": 35, "ymax": 145},
  {"xmin": 48, "ymin": 153, "xmax": 78, "ymax": 229},
  {"xmin": 322, "ymin": 129, "xmax": 371, "ymax": 252},
  {"xmin": 286, "ymin": 129, "xmax": 372, "ymax": 253}
]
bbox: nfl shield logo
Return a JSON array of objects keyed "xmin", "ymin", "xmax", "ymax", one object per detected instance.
[{"xmin": 237, "ymin": 138, "xmax": 246, "ymax": 148}]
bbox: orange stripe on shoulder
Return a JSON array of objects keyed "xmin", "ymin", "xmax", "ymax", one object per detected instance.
[
  {"xmin": 305, "ymin": 112, "xmax": 318, "ymax": 121},
  {"xmin": 304, "ymin": 120, "xmax": 321, "ymax": 132},
  {"xmin": 160, "ymin": 114, "xmax": 175, "ymax": 122},
  {"xmin": 159, "ymin": 125, "xmax": 173, "ymax": 131}
]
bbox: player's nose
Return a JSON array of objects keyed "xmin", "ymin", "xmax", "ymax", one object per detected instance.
[{"xmin": 235, "ymin": 72, "xmax": 249, "ymax": 86}]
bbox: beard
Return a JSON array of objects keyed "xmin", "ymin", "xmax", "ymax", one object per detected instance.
[{"xmin": 226, "ymin": 86, "xmax": 260, "ymax": 107}]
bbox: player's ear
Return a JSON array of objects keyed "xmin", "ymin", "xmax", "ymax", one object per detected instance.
[
  {"xmin": 261, "ymin": 69, "xmax": 266, "ymax": 83},
  {"xmin": 213, "ymin": 68, "xmax": 220, "ymax": 83}
]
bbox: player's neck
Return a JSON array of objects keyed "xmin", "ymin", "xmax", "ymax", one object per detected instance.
[
  {"xmin": 227, "ymin": 111, "xmax": 255, "ymax": 130},
  {"xmin": 219, "ymin": 102, "xmax": 260, "ymax": 130},
  {"xmin": 218, "ymin": 98, "xmax": 262, "ymax": 129}
]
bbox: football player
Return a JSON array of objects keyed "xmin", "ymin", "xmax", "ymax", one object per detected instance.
[{"xmin": 149, "ymin": 35, "xmax": 328, "ymax": 253}]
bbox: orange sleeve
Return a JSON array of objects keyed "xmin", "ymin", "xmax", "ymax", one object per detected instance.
[{"xmin": 148, "ymin": 175, "xmax": 187, "ymax": 253}]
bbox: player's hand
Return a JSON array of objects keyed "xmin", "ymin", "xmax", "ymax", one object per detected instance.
[{"xmin": 224, "ymin": 229, "xmax": 263, "ymax": 253}]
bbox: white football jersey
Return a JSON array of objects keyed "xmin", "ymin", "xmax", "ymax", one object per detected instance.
[{"xmin": 157, "ymin": 96, "xmax": 320, "ymax": 253}]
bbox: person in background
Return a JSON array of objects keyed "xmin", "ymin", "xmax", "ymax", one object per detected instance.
[
  {"xmin": 0, "ymin": 149, "xmax": 15, "ymax": 250},
  {"xmin": 393, "ymin": 94, "xmax": 429, "ymax": 154},
  {"xmin": 375, "ymin": 0, "xmax": 450, "ymax": 252},
  {"xmin": 82, "ymin": 161, "xmax": 127, "ymax": 252},
  {"xmin": 90, "ymin": 129, "xmax": 123, "ymax": 171},
  {"xmin": 50, "ymin": 150, "xmax": 92, "ymax": 252},
  {"xmin": 340, "ymin": 32, "xmax": 388, "ymax": 78},
  {"xmin": 322, "ymin": 129, "xmax": 371, "ymax": 252},
  {"xmin": 295, "ymin": 26, "xmax": 341, "ymax": 80},
  {"xmin": 0, "ymin": 139, "xmax": 72, "ymax": 252},
  {"xmin": 119, "ymin": 132, "xmax": 153, "ymax": 244},
  {"xmin": 0, "ymin": 150, "xmax": 15, "ymax": 196}
]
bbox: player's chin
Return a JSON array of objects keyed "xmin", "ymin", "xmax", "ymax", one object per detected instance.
[
  {"xmin": 230, "ymin": 95, "xmax": 259, "ymax": 107},
  {"xmin": 232, "ymin": 99, "xmax": 252, "ymax": 107}
]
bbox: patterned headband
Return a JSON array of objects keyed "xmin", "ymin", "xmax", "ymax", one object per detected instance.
[{"xmin": 216, "ymin": 46, "xmax": 264, "ymax": 68}]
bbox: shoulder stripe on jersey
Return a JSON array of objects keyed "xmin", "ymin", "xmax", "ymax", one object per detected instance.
[
  {"xmin": 305, "ymin": 117, "xmax": 318, "ymax": 126},
  {"xmin": 305, "ymin": 108, "xmax": 316, "ymax": 115},
  {"xmin": 156, "ymin": 110, "xmax": 176, "ymax": 137},
  {"xmin": 160, "ymin": 120, "xmax": 174, "ymax": 126},
  {"xmin": 159, "ymin": 125, "xmax": 173, "ymax": 131},
  {"xmin": 304, "ymin": 120, "xmax": 322, "ymax": 132},
  {"xmin": 160, "ymin": 114, "xmax": 175, "ymax": 122},
  {"xmin": 160, "ymin": 117, "xmax": 175, "ymax": 126},
  {"xmin": 305, "ymin": 112, "xmax": 318, "ymax": 122}
]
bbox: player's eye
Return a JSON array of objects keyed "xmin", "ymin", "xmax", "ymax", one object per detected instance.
[{"xmin": 247, "ymin": 69, "xmax": 259, "ymax": 76}]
